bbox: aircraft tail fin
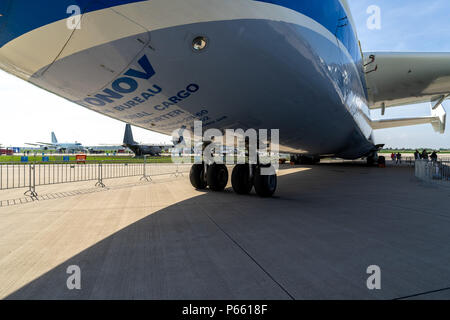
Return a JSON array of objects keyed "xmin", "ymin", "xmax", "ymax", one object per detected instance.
[
  {"xmin": 123, "ymin": 124, "xmax": 136, "ymax": 145},
  {"xmin": 51, "ymin": 132, "xmax": 58, "ymax": 144}
]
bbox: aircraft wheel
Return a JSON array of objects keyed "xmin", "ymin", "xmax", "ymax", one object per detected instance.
[
  {"xmin": 231, "ymin": 164, "xmax": 253, "ymax": 195},
  {"xmin": 207, "ymin": 164, "xmax": 229, "ymax": 191},
  {"xmin": 190, "ymin": 164, "xmax": 207, "ymax": 190},
  {"xmin": 254, "ymin": 165, "xmax": 277, "ymax": 198},
  {"xmin": 311, "ymin": 156, "xmax": 321, "ymax": 165},
  {"xmin": 290, "ymin": 155, "xmax": 320, "ymax": 165}
]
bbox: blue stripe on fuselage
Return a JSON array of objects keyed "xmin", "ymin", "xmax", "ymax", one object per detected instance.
[
  {"xmin": 1, "ymin": 0, "xmax": 358, "ymax": 59},
  {"xmin": 0, "ymin": 0, "xmax": 147, "ymax": 47},
  {"xmin": 256, "ymin": 0, "xmax": 367, "ymax": 98},
  {"xmin": 255, "ymin": 0, "xmax": 360, "ymax": 63}
]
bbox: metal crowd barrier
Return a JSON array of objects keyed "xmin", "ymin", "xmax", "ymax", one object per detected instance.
[
  {"xmin": 0, "ymin": 158, "xmax": 192, "ymax": 199},
  {"xmin": 388, "ymin": 156, "xmax": 450, "ymax": 166},
  {"xmin": 415, "ymin": 160, "xmax": 450, "ymax": 185},
  {"xmin": 387, "ymin": 157, "xmax": 416, "ymax": 166},
  {"xmin": 324, "ymin": 156, "xmax": 450, "ymax": 167}
]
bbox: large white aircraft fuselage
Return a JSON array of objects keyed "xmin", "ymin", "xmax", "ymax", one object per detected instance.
[{"xmin": 0, "ymin": 0, "xmax": 375, "ymax": 159}]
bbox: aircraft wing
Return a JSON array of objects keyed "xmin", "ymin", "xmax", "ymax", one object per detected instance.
[
  {"xmin": 36, "ymin": 142, "xmax": 56, "ymax": 146},
  {"xmin": 362, "ymin": 105, "xmax": 446, "ymax": 134},
  {"xmin": 364, "ymin": 52, "xmax": 450, "ymax": 110},
  {"xmin": 25, "ymin": 142, "xmax": 55, "ymax": 147},
  {"xmin": 146, "ymin": 143, "xmax": 174, "ymax": 147},
  {"xmin": 363, "ymin": 52, "xmax": 449, "ymax": 134}
]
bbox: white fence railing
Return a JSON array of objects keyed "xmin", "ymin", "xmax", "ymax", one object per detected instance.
[
  {"xmin": 415, "ymin": 160, "xmax": 450, "ymax": 185},
  {"xmin": 0, "ymin": 160, "xmax": 191, "ymax": 199}
]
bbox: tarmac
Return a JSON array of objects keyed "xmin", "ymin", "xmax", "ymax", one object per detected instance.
[{"xmin": 0, "ymin": 163, "xmax": 450, "ymax": 300}]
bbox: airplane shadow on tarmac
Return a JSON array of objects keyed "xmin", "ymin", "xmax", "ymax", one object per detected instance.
[{"xmin": 6, "ymin": 164, "xmax": 450, "ymax": 300}]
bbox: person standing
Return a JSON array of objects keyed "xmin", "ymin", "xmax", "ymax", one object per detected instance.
[
  {"xmin": 430, "ymin": 151, "xmax": 438, "ymax": 162},
  {"xmin": 396, "ymin": 152, "xmax": 402, "ymax": 164}
]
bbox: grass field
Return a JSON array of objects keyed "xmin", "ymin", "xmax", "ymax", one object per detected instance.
[
  {"xmin": 2, "ymin": 151, "xmax": 449, "ymax": 164},
  {"xmin": 0, "ymin": 155, "xmax": 174, "ymax": 164}
]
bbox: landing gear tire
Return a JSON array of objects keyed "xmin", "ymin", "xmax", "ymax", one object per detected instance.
[
  {"xmin": 367, "ymin": 156, "xmax": 375, "ymax": 166},
  {"xmin": 207, "ymin": 164, "xmax": 229, "ymax": 191},
  {"xmin": 291, "ymin": 155, "xmax": 320, "ymax": 165},
  {"xmin": 311, "ymin": 156, "xmax": 321, "ymax": 165},
  {"xmin": 231, "ymin": 164, "xmax": 253, "ymax": 195},
  {"xmin": 190, "ymin": 164, "xmax": 207, "ymax": 190},
  {"xmin": 254, "ymin": 165, "xmax": 277, "ymax": 198}
]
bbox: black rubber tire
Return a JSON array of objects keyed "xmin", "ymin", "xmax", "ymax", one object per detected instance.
[
  {"xmin": 290, "ymin": 155, "xmax": 298, "ymax": 164},
  {"xmin": 189, "ymin": 164, "xmax": 207, "ymax": 190},
  {"xmin": 378, "ymin": 156, "xmax": 386, "ymax": 166},
  {"xmin": 291, "ymin": 155, "xmax": 320, "ymax": 165},
  {"xmin": 231, "ymin": 164, "xmax": 253, "ymax": 195},
  {"xmin": 207, "ymin": 164, "xmax": 229, "ymax": 191},
  {"xmin": 254, "ymin": 166, "xmax": 277, "ymax": 198}
]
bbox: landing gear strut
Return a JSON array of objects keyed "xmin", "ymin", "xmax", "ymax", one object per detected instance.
[
  {"xmin": 290, "ymin": 155, "xmax": 320, "ymax": 165},
  {"xmin": 366, "ymin": 153, "xmax": 386, "ymax": 167},
  {"xmin": 190, "ymin": 162, "xmax": 278, "ymax": 197},
  {"xmin": 190, "ymin": 162, "xmax": 277, "ymax": 197},
  {"xmin": 189, "ymin": 135, "xmax": 278, "ymax": 197}
]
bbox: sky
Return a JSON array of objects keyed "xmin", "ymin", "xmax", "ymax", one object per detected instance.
[
  {"xmin": 1, "ymin": 0, "xmax": 450, "ymax": 148},
  {"xmin": 0, "ymin": 71, "xmax": 172, "ymax": 147}
]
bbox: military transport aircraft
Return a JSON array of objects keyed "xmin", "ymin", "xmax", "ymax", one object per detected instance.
[{"xmin": 123, "ymin": 124, "xmax": 173, "ymax": 157}]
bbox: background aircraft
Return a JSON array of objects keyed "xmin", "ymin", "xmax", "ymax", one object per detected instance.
[
  {"xmin": 123, "ymin": 124, "xmax": 173, "ymax": 157},
  {"xmin": 26, "ymin": 132, "xmax": 85, "ymax": 153}
]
